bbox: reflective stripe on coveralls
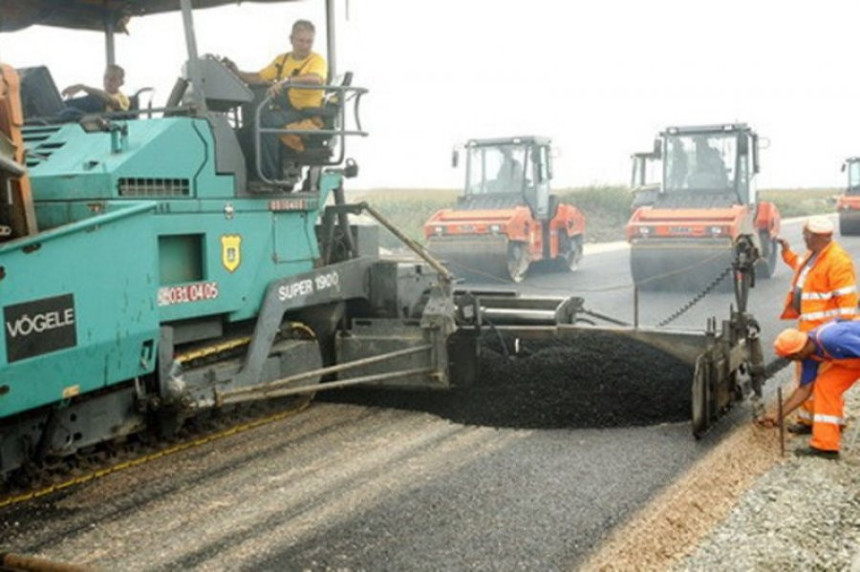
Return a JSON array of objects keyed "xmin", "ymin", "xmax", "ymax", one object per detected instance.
[
  {"xmin": 800, "ymin": 307, "xmax": 857, "ymax": 323},
  {"xmin": 796, "ymin": 407, "xmax": 813, "ymax": 421},
  {"xmin": 801, "ymin": 285, "xmax": 858, "ymax": 300}
]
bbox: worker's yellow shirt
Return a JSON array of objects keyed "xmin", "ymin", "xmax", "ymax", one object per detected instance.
[
  {"xmin": 108, "ymin": 91, "xmax": 130, "ymax": 111},
  {"xmin": 259, "ymin": 51, "xmax": 327, "ymax": 110}
]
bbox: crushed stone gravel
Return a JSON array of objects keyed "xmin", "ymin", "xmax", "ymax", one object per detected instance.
[
  {"xmin": 677, "ymin": 384, "xmax": 860, "ymax": 571},
  {"xmin": 582, "ymin": 368, "xmax": 860, "ymax": 572}
]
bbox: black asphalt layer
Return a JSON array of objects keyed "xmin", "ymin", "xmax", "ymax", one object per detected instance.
[
  {"xmin": 326, "ymin": 331, "xmax": 693, "ymax": 430},
  {"xmin": 254, "ymin": 422, "xmax": 720, "ymax": 571}
]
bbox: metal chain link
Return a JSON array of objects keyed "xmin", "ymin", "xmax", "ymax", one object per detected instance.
[{"xmin": 656, "ymin": 265, "xmax": 732, "ymax": 327}]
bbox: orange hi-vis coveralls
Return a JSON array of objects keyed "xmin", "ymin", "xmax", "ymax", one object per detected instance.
[
  {"xmin": 795, "ymin": 319, "xmax": 860, "ymax": 452},
  {"xmin": 780, "ymin": 240, "xmax": 858, "ymax": 425}
]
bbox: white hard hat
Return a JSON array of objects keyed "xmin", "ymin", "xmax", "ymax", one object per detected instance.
[{"xmin": 805, "ymin": 215, "xmax": 835, "ymax": 234}]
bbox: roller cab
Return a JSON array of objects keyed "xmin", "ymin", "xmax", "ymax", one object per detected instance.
[
  {"xmin": 625, "ymin": 124, "xmax": 781, "ymax": 291},
  {"xmin": 424, "ymin": 136, "xmax": 585, "ymax": 283}
]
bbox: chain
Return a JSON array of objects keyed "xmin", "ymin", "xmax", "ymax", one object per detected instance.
[{"xmin": 656, "ymin": 265, "xmax": 732, "ymax": 327}]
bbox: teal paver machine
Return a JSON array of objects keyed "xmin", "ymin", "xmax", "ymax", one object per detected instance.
[
  {"xmin": 0, "ymin": 1, "xmax": 770, "ymax": 482},
  {"xmin": 0, "ymin": 0, "xmax": 455, "ymax": 478}
]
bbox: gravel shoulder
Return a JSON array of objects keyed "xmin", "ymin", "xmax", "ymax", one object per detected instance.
[
  {"xmin": 678, "ymin": 384, "xmax": 860, "ymax": 572},
  {"xmin": 581, "ymin": 368, "xmax": 860, "ymax": 571}
]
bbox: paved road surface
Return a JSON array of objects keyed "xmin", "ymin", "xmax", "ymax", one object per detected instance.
[{"xmin": 3, "ymin": 216, "xmax": 857, "ymax": 571}]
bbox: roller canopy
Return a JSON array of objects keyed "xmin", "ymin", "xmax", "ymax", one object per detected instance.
[{"xmin": 0, "ymin": 0, "xmax": 299, "ymax": 33}]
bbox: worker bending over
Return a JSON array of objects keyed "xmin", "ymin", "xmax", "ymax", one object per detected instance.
[
  {"xmin": 757, "ymin": 320, "xmax": 860, "ymax": 460},
  {"xmin": 776, "ymin": 215, "xmax": 857, "ymax": 434}
]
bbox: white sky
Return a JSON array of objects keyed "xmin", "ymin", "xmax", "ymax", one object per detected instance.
[{"xmin": 2, "ymin": 0, "xmax": 859, "ymax": 190}]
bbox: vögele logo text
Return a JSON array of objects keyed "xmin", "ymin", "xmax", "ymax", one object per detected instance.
[
  {"xmin": 6, "ymin": 308, "xmax": 75, "ymax": 338},
  {"xmin": 4, "ymin": 294, "xmax": 78, "ymax": 363}
]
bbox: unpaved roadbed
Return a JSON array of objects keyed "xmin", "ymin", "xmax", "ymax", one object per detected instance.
[
  {"xmin": 677, "ymin": 384, "xmax": 860, "ymax": 571},
  {"xmin": 582, "ymin": 367, "xmax": 860, "ymax": 571}
]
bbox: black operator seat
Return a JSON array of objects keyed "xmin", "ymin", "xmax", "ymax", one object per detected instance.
[
  {"xmin": 283, "ymin": 71, "xmax": 354, "ymax": 166},
  {"xmin": 16, "ymin": 66, "xmax": 65, "ymax": 123}
]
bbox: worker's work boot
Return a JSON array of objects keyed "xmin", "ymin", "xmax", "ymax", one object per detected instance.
[
  {"xmin": 786, "ymin": 422, "xmax": 812, "ymax": 435},
  {"xmin": 794, "ymin": 446, "xmax": 839, "ymax": 460}
]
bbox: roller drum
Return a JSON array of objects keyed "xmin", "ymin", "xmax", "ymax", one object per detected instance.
[
  {"xmin": 630, "ymin": 237, "xmax": 734, "ymax": 292},
  {"xmin": 428, "ymin": 234, "xmax": 520, "ymax": 283}
]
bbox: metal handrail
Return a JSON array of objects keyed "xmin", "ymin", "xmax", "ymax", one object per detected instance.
[{"xmin": 253, "ymin": 82, "xmax": 368, "ymax": 187}]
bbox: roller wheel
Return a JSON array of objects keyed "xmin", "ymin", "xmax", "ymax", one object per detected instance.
[
  {"xmin": 556, "ymin": 233, "xmax": 583, "ymax": 272},
  {"xmin": 506, "ymin": 241, "xmax": 530, "ymax": 283},
  {"xmin": 754, "ymin": 233, "xmax": 777, "ymax": 279}
]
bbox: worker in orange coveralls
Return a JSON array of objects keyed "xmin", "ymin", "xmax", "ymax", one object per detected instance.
[
  {"xmin": 776, "ymin": 215, "xmax": 857, "ymax": 434},
  {"xmin": 756, "ymin": 320, "xmax": 860, "ymax": 460}
]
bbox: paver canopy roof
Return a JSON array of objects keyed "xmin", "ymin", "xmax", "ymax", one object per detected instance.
[{"xmin": 0, "ymin": 0, "xmax": 298, "ymax": 33}]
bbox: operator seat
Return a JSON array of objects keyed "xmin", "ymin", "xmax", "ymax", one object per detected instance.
[
  {"xmin": 128, "ymin": 87, "xmax": 155, "ymax": 117},
  {"xmin": 116, "ymin": 87, "xmax": 155, "ymax": 120},
  {"xmin": 237, "ymin": 72, "xmax": 355, "ymax": 188},
  {"xmin": 281, "ymin": 71, "xmax": 354, "ymax": 166}
]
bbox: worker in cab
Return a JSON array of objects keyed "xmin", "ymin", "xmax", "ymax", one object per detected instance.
[
  {"xmin": 223, "ymin": 19, "xmax": 327, "ymax": 180},
  {"xmin": 757, "ymin": 321, "xmax": 860, "ymax": 460},
  {"xmin": 686, "ymin": 136, "xmax": 728, "ymax": 188},
  {"xmin": 666, "ymin": 139, "xmax": 688, "ymax": 190},
  {"xmin": 776, "ymin": 215, "xmax": 857, "ymax": 435},
  {"xmin": 59, "ymin": 64, "xmax": 129, "ymax": 121},
  {"xmin": 487, "ymin": 156, "xmax": 523, "ymax": 193}
]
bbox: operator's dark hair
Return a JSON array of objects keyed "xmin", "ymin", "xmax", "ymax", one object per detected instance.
[
  {"xmin": 292, "ymin": 19, "xmax": 315, "ymax": 35},
  {"xmin": 106, "ymin": 64, "xmax": 125, "ymax": 79}
]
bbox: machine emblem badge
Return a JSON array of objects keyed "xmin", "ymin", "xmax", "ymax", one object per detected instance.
[{"xmin": 221, "ymin": 234, "xmax": 242, "ymax": 273}]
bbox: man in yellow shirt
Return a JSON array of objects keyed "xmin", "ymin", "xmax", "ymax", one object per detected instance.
[
  {"xmin": 226, "ymin": 19, "xmax": 327, "ymax": 180},
  {"xmin": 60, "ymin": 64, "xmax": 130, "ymax": 120}
]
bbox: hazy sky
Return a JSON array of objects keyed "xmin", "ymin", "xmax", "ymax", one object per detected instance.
[{"xmin": 2, "ymin": 0, "xmax": 859, "ymax": 190}]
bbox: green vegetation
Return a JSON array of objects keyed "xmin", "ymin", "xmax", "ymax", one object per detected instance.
[
  {"xmin": 346, "ymin": 187, "xmax": 839, "ymax": 248},
  {"xmin": 346, "ymin": 189, "xmax": 457, "ymax": 248},
  {"xmin": 759, "ymin": 188, "xmax": 838, "ymax": 219},
  {"xmin": 556, "ymin": 186, "xmax": 631, "ymax": 242}
]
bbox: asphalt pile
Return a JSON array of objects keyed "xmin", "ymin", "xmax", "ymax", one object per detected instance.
[{"xmin": 324, "ymin": 330, "xmax": 695, "ymax": 429}]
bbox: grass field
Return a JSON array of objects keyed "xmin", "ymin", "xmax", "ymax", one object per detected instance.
[{"xmin": 345, "ymin": 187, "xmax": 840, "ymax": 248}]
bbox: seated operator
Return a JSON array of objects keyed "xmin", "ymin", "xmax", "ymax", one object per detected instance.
[
  {"xmin": 667, "ymin": 139, "xmax": 688, "ymax": 190},
  {"xmin": 487, "ymin": 157, "xmax": 523, "ymax": 193},
  {"xmin": 685, "ymin": 136, "xmax": 729, "ymax": 189},
  {"xmin": 224, "ymin": 19, "xmax": 327, "ymax": 181},
  {"xmin": 59, "ymin": 64, "xmax": 129, "ymax": 121}
]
